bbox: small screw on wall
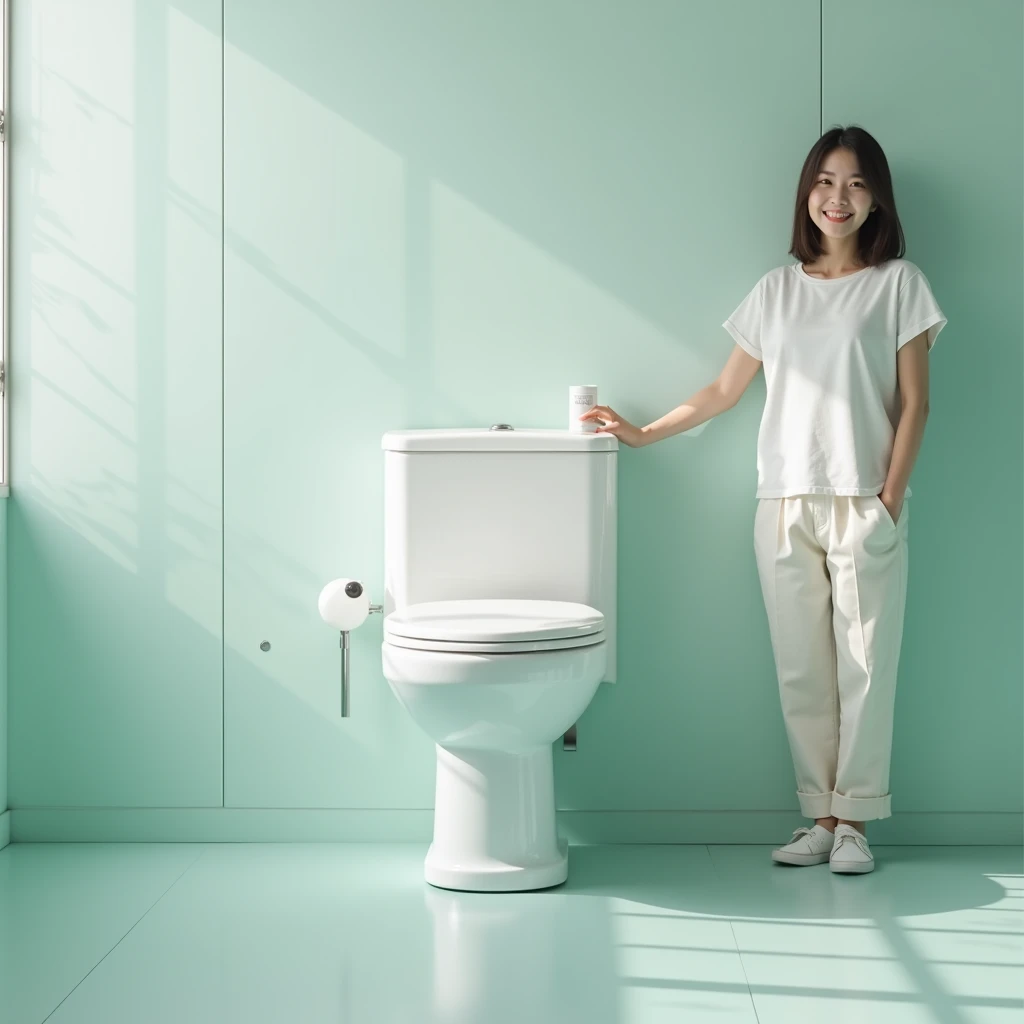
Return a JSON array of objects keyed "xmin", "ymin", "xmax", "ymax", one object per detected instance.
[{"xmin": 260, "ymin": 641, "xmax": 271, "ymax": 652}]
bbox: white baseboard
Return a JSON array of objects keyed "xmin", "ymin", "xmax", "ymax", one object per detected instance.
[{"xmin": 7, "ymin": 808, "xmax": 1021, "ymax": 845}]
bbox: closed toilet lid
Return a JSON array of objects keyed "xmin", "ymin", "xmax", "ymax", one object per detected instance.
[{"xmin": 383, "ymin": 599, "xmax": 604, "ymax": 645}]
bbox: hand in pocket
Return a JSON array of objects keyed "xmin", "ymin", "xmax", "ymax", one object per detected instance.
[{"xmin": 878, "ymin": 492, "xmax": 903, "ymax": 527}]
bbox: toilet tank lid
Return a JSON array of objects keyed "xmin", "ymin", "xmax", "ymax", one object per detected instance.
[
  {"xmin": 384, "ymin": 599, "xmax": 605, "ymax": 643},
  {"xmin": 381, "ymin": 429, "xmax": 618, "ymax": 452}
]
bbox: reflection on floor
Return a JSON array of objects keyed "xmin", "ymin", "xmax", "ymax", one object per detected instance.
[{"xmin": 0, "ymin": 842, "xmax": 1020, "ymax": 1023}]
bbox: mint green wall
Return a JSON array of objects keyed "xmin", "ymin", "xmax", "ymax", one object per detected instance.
[
  {"xmin": 7, "ymin": 1, "xmax": 1022, "ymax": 838},
  {"xmin": 9, "ymin": 0, "xmax": 223, "ymax": 807}
]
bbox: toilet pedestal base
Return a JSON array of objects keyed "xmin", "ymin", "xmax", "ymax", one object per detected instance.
[{"xmin": 424, "ymin": 744, "xmax": 569, "ymax": 892}]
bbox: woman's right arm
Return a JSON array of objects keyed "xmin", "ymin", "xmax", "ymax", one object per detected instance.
[{"xmin": 578, "ymin": 343, "xmax": 762, "ymax": 447}]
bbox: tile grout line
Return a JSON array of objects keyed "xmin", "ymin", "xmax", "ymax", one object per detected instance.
[
  {"xmin": 40, "ymin": 847, "xmax": 210, "ymax": 1023},
  {"xmin": 703, "ymin": 844, "xmax": 762, "ymax": 1024}
]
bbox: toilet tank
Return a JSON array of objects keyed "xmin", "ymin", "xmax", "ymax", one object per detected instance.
[{"xmin": 382, "ymin": 428, "xmax": 618, "ymax": 682}]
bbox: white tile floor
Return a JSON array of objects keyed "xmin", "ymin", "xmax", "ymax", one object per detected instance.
[{"xmin": 1, "ymin": 842, "xmax": 1021, "ymax": 1023}]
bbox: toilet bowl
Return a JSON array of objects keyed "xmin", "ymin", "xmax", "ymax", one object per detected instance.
[
  {"xmin": 381, "ymin": 598, "xmax": 606, "ymax": 891},
  {"xmin": 379, "ymin": 426, "xmax": 618, "ymax": 889}
]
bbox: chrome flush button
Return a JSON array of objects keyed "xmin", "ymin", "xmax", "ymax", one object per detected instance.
[{"xmin": 490, "ymin": 424, "xmax": 514, "ymax": 430}]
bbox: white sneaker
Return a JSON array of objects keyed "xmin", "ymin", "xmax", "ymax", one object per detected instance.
[
  {"xmin": 829, "ymin": 824, "xmax": 875, "ymax": 874},
  {"xmin": 771, "ymin": 824, "xmax": 835, "ymax": 865}
]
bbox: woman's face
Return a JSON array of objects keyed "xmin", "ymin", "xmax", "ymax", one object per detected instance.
[{"xmin": 807, "ymin": 147, "xmax": 876, "ymax": 238}]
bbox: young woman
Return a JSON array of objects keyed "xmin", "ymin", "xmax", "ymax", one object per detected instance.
[{"xmin": 579, "ymin": 125, "xmax": 947, "ymax": 875}]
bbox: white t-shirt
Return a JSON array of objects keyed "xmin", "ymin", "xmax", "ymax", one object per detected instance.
[{"xmin": 722, "ymin": 258, "xmax": 947, "ymax": 499}]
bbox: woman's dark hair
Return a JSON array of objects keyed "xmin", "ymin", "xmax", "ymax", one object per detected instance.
[{"xmin": 789, "ymin": 125, "xmax": 906, "ymax": 267}]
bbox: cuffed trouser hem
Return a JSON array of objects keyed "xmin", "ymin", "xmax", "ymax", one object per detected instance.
[
  {"xmin": 798, "ymin": 791, "xmax": 892, "ymax": 821},
  {"xmin": 830, "ymin": 792, "xmax": 891, "ymax": 821},
  {"xmin": 797, "ymin": 791, "xmax": 835, "ymax": 819}
]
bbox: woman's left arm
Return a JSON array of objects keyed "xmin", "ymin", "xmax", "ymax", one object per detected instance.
[{"xmin": 881, "ymin": 331, "xmax": 931, "ymax": 519}]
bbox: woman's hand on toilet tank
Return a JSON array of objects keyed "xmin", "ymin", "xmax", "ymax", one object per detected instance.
[{"xmin": 579, "ymin": 405, "xmax": 647, "ymax": 447}]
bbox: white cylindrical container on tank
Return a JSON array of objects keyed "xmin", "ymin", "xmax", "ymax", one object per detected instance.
[{"xmin": 569, "ymin": 385, "xmax": 598, "ymax": 432}]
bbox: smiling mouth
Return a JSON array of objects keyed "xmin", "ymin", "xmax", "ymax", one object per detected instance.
[{"xmin": 824, "ymin": 211, "xmax": 852, "ymax": 222}]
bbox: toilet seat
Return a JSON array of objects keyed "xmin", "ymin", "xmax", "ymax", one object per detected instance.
[{"xmin": 383, "ymin": 599, "xmax": 605, "ymax": 654}]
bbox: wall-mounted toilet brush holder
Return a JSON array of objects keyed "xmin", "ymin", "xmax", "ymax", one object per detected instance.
[{"xmin": 318, "ymin": 579, "xmax": 382, "ymax": 717}]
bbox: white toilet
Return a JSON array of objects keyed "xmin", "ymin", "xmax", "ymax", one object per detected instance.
[{"xmin": 380, "ymin": 426, "xmax": 617, "ymax": 892}]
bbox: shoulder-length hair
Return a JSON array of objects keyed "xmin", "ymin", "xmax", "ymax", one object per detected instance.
[{"xmin": 789, "ymin": 125, "xmax": 906, "ymax": 267}]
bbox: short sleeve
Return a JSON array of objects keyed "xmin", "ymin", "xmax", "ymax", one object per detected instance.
[
  {"xmin": 897, "ymin": 271, "xmax": 947, "ymax": 351},
  {"xmin": 722, "ymin": 277, "xmax": 763, "ymax": 359}
]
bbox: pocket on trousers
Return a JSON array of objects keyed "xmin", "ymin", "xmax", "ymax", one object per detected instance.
[{"xmin": 872, "ymin": 494, "xmax": 904, "ymax": 530}]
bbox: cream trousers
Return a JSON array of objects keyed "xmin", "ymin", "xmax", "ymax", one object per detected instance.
[{"xmin": 753, "ymin": 494, "xmax": 909, "ymax": 822}]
